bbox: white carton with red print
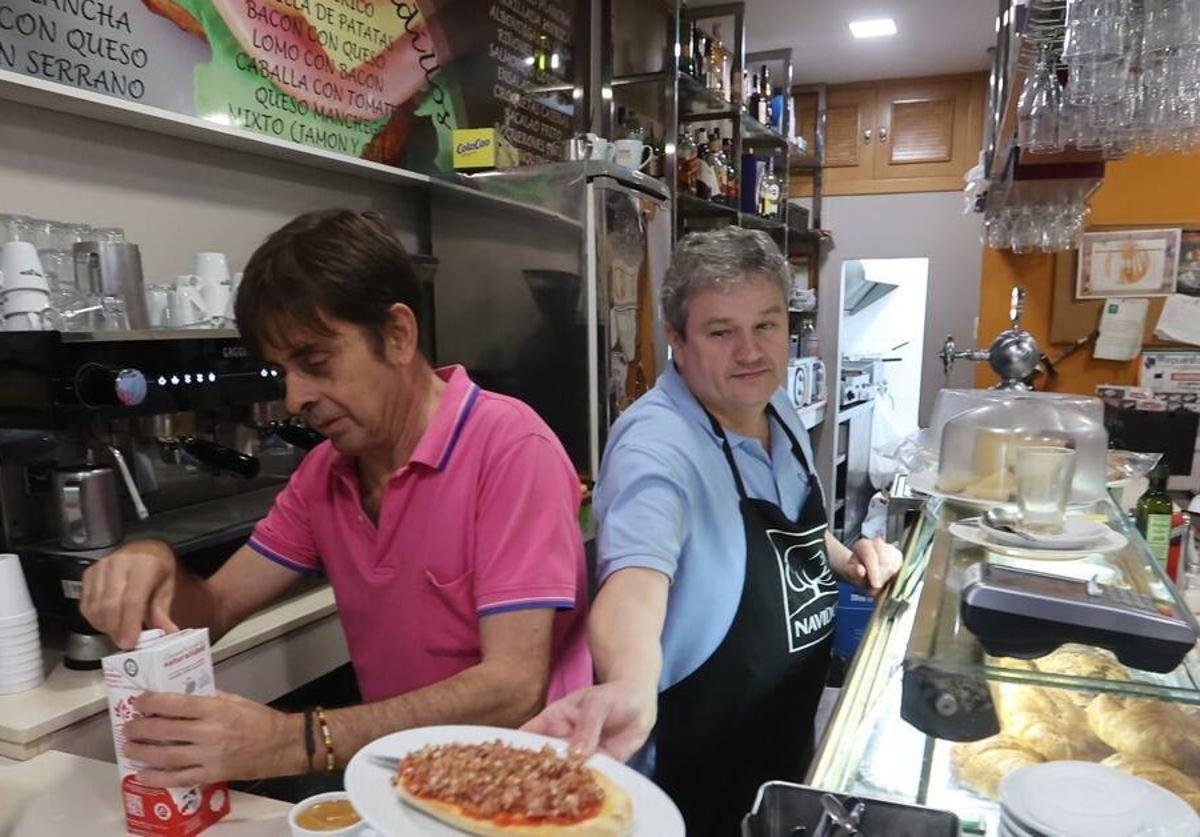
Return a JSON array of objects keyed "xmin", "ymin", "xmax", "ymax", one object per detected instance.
[{"xmin": 102, "ymin": 628, "xmax": 230, "ymax": 836}]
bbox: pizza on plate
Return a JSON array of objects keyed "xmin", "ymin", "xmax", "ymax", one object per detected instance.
[{"xmin": 393, "ymin": 740, "xmax": 634, "ymax": 836}]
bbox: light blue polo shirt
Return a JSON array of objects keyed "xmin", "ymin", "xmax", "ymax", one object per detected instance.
[{"xmin": 594, "ymin": 362, "xmax": 821, "ymax": 693}]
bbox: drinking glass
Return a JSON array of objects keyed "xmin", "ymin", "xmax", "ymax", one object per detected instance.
[
  {"xmin": 1016, "ymin": 446, "xmax": 1078, "ymax": 532},
  {"xmin": 1019, "ymin": 44, "xmax": 1063, "ymax": 152},
  {"xmin": 1010, "ymin": 207, "xmax": 1040, "ymax": 254},
  {"xmin": 986, "ymin": 208, "xmax": 1013, "ymax": 250}
]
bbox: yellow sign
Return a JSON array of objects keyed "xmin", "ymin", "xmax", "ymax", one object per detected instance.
[{"xmin": 452, "ymin": 129, "xmax": 497, "ymax": 170}]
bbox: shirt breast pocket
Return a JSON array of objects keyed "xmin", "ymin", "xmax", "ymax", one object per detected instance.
[{"xmin": 421, "ymin": 568, "xmax": 482, "ymax": 658}]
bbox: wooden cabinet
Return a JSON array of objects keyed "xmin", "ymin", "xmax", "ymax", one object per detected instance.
[
  {"xmin": 823, "ymin": 86, "xmax": 877, "ymax": 184},
  {"xmin": 791, "ymin": 73, "xmax": 986, "ymax": 198}
]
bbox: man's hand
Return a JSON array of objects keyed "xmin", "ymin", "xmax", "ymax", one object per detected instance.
[
  {"xmin": 829, "ymin": 535, "xmax": 902, "ymax": 597},
  {"xmin": 80, "ymin": 541, "xmax": 180, "ymax": 650},
  {"xmin": 123, "ymin": 691, "xmax": 302, "ymax": 786},
  {"xmin": 522, "ymin": 681, "xmax": 656, "ymax": 762}
]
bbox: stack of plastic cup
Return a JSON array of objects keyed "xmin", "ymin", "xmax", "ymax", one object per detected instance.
[{"xmin": 0, "ymin": 553, "xmax": 44, "ymax": 694}]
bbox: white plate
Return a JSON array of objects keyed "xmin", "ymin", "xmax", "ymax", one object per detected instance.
[
  {"xmin": 949, "ymin": 522, "xmax": 1128, "ymax": 560},
  {"xmin": 1000, "ymin": 761, "xmax": 1199, "ymax": 837},
  {"xmin": 344, "ymin": 725, "xmax": 684, "ymax": 837},
  {"xmin": 976, "ymin": 516, "xmax": 1113, "ymax": 550},
  {"xmin": 905, "ymin": 471, "xmax": 1014, "ymax": 509}
]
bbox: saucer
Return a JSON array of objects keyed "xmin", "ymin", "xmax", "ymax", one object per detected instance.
[
  {"xmin": 977, "ymin": 517, "xmax": 1112, "ymax": 550},
  {"xmin": 949, "ymin": 521, "xmax": 1128, "ymax": 560}
]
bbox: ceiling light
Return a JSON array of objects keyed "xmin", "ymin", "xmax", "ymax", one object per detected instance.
[{"xmin": 849, "ymin": 18, "xmax": 897, "ymax": 39}]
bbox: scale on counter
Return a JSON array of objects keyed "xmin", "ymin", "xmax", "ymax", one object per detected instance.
[{"xmin": 961, "ymin": 563, "xmax": 1198, "ymax": 673}]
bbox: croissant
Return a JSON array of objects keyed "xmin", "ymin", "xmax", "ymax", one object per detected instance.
[
  {"xmin": 1087, "ymin": 694, "xmax": 1200, "ymax": 775},
  {"xmin": 1101, "ymin": 754, "xmax": 1200, "ymax": 813},
  {"xmin": 990, "ymin": 673, "xmax": 1110, "ymax": 761},
  {"xmin": 1030, "ymin": 645, "xmax": 1132, "ymax": 707},
  {"xmin": 951, "ymin": 735, "xmax": 1044, "ymax": 799}
]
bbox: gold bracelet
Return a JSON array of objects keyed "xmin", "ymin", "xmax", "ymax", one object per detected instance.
[{"xmin": 314, "ymin": 705, "xmax": 336, "ymax": 772}]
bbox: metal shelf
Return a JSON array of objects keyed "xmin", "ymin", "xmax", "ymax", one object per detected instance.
[
  {"xmin": 788, "ymin": 229, "xmax": 834, "ymax": 252},
  {"xmin": 740, "ymin": 212, "xmax": 785, "ymax": 234},
  {"xmin": 741, "ymin": 114, "xmax": 790, "ymax": 146},
  {"xmin": 679, "ymin": 193, "xmax": 738, "ymax": 220},
  {"xmin": 677, "ymin": 71, "xmax": 735, "ymax": 116}
]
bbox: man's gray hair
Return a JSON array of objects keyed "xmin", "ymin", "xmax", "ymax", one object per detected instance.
[{"xmin": 661, "ymin": 227, "xmax": 790, "ymax": 336}]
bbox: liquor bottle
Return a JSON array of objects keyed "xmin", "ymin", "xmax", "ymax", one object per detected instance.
[
  {"xmin": 724, "ymin": 154, "xmax": 739, "ymax": 203},
  {"xmin": 703, "ymin": 38, "xmax": 715, "ymax": 91},
  {"xmin": 679, "ymin": 3, "xmax": 693, "ymax": 77},
  {"xmin": 710, "ymin": 25, "xmax": 726, "ymax": 96},
  {"xmin": 694, "ymin": 31, "xmax": 706, "ymax": 81},
  {"xmin": 1136, "ymin": 458, "xmax": 1174, "ymax": 567},
  {"xmin": 707, "ymin": 131, "xmax": 727, "ymax": 202},
  {"xmin": 759, "ymin": 156, "xmax": 781, "ymax": 218},
  {"xmin": 748, "ymin": 74, "xmax": 760, "ymax": 122},
  {"xmin": 695, "ymin": 129, "xmax": 718, "ymax": 199},
  {"xmin": 677, "ymin": 130, "xmax": 698, "ymax": 195},
  {"xmin": 757, "ymin": 66, "xmax": 770, "ymax": 125}
]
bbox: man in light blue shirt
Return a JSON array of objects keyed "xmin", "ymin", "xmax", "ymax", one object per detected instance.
[{"xmin": 528, "ymin": 228, "xmax": 901, "ymax": 836}]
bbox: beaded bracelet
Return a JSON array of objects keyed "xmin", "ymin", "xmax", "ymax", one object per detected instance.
[
  {"xmin": 303, "ymin": 708, "xmax": 316, "ymax": 772},
  {"xmin": 314, "ymin": 705, "xmax": 336, "ymax": 772}
]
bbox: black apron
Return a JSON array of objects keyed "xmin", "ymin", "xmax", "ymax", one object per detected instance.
[{"xmin": 652, "ymin": 405, "xmax": 838, "ymax": 837}]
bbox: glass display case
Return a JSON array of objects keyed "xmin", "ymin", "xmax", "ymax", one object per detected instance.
[{"xmin": 808, "ymin": 496, "xmax": 1200, "ymax": 832}]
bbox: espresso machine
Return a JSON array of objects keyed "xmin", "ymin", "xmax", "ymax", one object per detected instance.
[{"xmin": 0, "ymin": 329, "xmax": 321, "ymax": 668}]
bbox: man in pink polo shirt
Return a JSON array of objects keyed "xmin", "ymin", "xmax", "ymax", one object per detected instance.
[{"xmin": 80, "ymin": 209, "xmax": 592, "ymax": 786}]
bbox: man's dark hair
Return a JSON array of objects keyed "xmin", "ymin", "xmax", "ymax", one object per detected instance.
[{"xmin": 235, "ymin": 209, "xmax": 421, "ymax": 359}]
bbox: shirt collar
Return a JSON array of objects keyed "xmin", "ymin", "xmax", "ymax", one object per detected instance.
[
  {"xmin": 331, "ymin": 365, "xmax": 479, "ymax": 480},
  {"xmin": 658, "ymin": 361, "xmax": 794, "ymax": 451}
]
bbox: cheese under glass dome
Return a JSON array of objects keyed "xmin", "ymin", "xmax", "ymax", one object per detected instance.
[{"xmin": 935, "ymin": 392, "xmax": 1108, "ymax": 505}]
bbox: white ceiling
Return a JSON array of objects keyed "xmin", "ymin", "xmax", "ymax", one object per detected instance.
[{"xmin": 693, "ymin": 0, "xmax": 999, "ymax": 85}]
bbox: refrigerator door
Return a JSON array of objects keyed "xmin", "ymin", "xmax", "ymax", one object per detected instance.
[
  {"xmin": 587, "ymin": 175, "xmax": 670, "ymax": 477},
  {"xmin": 430, "ymin": 166, "xmax": 668, "ymax": 479}
]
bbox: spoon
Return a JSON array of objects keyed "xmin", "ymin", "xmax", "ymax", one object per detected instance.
[{"xmin": 983, "ymin": 507, "xmax": 1037, "ymax": 542}]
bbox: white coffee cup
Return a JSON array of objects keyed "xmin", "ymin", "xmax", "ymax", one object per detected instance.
[
  {"xmin": 202, "ymin": 280, "xmax": 232, "ymax": 325},
  {"xmin": 172, "ymin": 275, "xmax": 210, "ymax": 326},
  {"xmin": 0, "ymin": 671, "xmax": 44, "ymax": 694},
  {"xmin": 614, "ymin": 138, "xmax": 653, "ymax": 171},
  {"xmin": 589, "ymin": 137, "xmax": 615, "ymax": 161},
  {"xmin": 288, "ymin": 791, "xmax": 377, "ymax": 837},
  {"xmin": 0, "ymin": 555, "xmax": 35, "ymax": 618},
  {"xmin": 1, "ymin": 243, "xmax": 49, "ymax": 292},
  {"xmin": 0, "ymin": 636, "xmax": 40, "ymax": 657},
  {"xmin": 2, "ymin": 310, "xmax": 50, "ymax": 331},
  {"xmin": 145, "ymin": 285, "xmax": 174, "ymax": 328},
  {"xmin": 193, "ymin": 252, "xmax": 230, "ymax": 288},
  {"xmin": 2, "ymin": 286, "xmax": 51, "ymax": 313}
]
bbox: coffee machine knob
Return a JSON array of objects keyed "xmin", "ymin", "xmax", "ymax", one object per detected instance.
[{"xmin": 75, "ymin": 364, "xmax": 147, "ymax": 408}]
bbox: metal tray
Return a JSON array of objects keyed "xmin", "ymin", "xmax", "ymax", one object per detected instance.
[{"xmin": 741, "ymin": 781, "xmax": 959, "ymax": 837}]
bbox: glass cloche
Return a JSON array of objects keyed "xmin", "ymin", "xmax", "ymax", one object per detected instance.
[{"xmin": 935, "ymin": 392, "xmax": 1108, "ymax": 504}]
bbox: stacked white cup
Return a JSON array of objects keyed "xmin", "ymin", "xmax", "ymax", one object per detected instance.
[
  {"xmin": 0, "ymin": 242, "xmax": 52, "ymax": 331},
  {"xmin": 0, "ymin": 553, "xmax": 45, "ymax": 694}
]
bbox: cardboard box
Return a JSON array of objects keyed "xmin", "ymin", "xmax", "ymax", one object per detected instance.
[
  {"xmin": 103, "ymin": 629, "xmax": 229, "ymax": 836},
  {"xmin": 452, "ymin": 128, "xmax": 497, "ymax": 170}
]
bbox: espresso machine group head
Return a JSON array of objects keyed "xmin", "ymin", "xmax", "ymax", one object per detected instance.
[{"xmin": 0, "ymin": 329, "xmax": 318, "ymax": 668}]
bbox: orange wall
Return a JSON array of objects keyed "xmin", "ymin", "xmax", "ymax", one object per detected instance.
[{"xmin": 975, "ymin": 153, "xmax": 1200, "ymax": 393}]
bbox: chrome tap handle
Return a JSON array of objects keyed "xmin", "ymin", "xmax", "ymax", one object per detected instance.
[
  {"xmin": 939, "ymin": 335, "xmax": 957, "ymax": 377},
  {"xmin": 1010, "ymin": 286, "xmax": 1026, "ymax": 330}
]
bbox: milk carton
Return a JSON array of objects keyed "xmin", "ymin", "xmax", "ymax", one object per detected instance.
[{"xmin": 102, "ymin": 628, "xmax": 230, "ymax": 836}]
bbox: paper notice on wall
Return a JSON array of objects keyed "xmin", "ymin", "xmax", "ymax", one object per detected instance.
[
  {"xmin": 1094, "ymin": 298, "xmax": 1150, "ymax": 361},
  {"xmin": 1154, "ymin": 294, "xmax": 1200, "ymax": 346}
]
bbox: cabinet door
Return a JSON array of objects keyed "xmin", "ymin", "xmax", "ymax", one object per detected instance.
[
  {"xmin": 872, "ymin": 77, "xmax": 978, "ymax": 183},
  {"xmin": 822, "ymin": 86, "xmax": 877, "ymax": 187}
]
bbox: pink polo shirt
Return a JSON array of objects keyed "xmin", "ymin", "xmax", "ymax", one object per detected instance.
[{"xmin": 247, "ymin": 365, "xmax": 592, "ymax": 704}]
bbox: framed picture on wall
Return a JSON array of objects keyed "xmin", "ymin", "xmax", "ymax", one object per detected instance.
[
  {"xmin": 1077, "ymin": 227, "xmax": 1182, "ymax": 299},
  {"xmin": 1178, "ymin": 230, "xmax": 1200, "ymax": 297}
]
